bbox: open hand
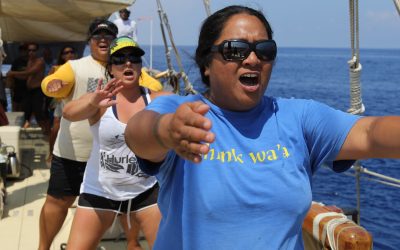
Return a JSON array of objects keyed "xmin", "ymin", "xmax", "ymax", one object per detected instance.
[{"xmin": 89, "ymin": 78, "xmax": 123, "ymax": 108}]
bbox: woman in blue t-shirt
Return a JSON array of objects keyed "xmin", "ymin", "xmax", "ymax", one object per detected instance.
[{"xmin": 124, "ymin": 5, "xmax": 400, "ymax": 250}]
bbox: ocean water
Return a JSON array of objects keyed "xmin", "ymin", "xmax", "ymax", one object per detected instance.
[{"xmin": 143, "ymin": 45, "xmax": 400, "ymax": 249}]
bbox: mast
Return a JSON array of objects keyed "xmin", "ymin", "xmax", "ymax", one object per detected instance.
[{"xmin": 393, "ymin": 0, "xmax": 400, "ymax": 15}]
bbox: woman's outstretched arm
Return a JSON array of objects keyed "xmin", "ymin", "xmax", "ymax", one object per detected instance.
[
  {"xmin": 125, "ymin": 101, "xmax": 215, "ymax": 163},
  {"xmin": 337, "ymin": 116, "xmax": 400, "ymax": 160}
]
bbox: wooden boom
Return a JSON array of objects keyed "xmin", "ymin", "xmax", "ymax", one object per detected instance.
[{"xmin": 302, "ymin": 202, "xmax": 372, "ymax": 250}]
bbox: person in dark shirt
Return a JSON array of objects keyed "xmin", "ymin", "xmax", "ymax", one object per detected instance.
[
  {"xmin": 6, "ymin": 44, "xmax": 28, "ymax": 112},
  {"xmin": 7, "ymin": 42, "xmax": 49, "ymax": 135}
]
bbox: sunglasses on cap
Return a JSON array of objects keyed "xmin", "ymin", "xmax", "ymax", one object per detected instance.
[
  {"xmin": 111, "ymin": 53, "xmax": 142, "ymax": 65},
  {"xmin": 211, "ymin": 39, "xmax": 277, "ymax": 62}
]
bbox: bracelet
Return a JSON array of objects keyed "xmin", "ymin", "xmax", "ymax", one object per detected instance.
[{"xmin": 152, "ymin": 114, "xmax": 168, "ymax": 149}]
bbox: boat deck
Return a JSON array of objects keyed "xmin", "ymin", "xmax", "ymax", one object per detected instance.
[{"xmin": 0, "ymin": 113, "xmax": 148, "ymax": 250}]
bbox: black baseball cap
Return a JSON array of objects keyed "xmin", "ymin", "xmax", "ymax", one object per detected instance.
[
  {"xmin": 119, "ymin": 8, "xmax": 130, "ymax": 14},
  {"xmin": 88, "ymin": 19, "xmax": 118, "ymax": 39}
]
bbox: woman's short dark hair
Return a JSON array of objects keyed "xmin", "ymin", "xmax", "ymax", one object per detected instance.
[{"xmin": 195, "ymin": 5, "xmax": 273, "ymax": 86}]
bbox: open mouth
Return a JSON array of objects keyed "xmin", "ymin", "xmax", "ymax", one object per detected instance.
[
  {"xmin": 98, "ymin": 44, "xmax": 108, "ymax": 50},
  {"xmin": 123, "ymin": 69, "xmax": 134, "ymax": 76},
  {"xmin": 239, "ymin": 73, "xmax": 259, "ymax": 86}
]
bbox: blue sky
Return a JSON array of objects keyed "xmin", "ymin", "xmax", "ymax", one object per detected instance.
[{"xmin": 117, "ymin": 0, "xmax": 400, "ymax": 49}]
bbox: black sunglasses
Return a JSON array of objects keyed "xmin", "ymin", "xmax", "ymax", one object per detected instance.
[
  {"xmin": 62, "ymin": 50, "xmax": 75, "ymax": 55},
  {"xmin": 111, "ymin": 53, "xmax": 142, "ymax": 65},
  {"xmin": 91, "ymin": 34, "xmax": 115, "ymax": 41},
  {"xmin": 211, "ymin": 39, "xmax": 277, "ymax": 62}
]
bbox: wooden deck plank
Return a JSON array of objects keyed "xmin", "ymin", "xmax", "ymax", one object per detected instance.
[
  {"xmin": 0, "ymin": 177, "xmax": 27, "ymax": 250},
  {"xmin": 19, "ymin": 169, "xmax": 49, "ymax": 249}
]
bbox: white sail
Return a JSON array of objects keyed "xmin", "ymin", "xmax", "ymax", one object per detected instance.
[{"xmin": 0, "ymin": 0, "xmax": 135, "ymax": 42}]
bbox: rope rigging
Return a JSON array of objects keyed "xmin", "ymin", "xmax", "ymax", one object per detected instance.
[
  {"xmin": 347, "ymin": 0, "xmax": 365, "ymax": 115},
  {"xmin": 343, "ymin": 162, "xmax": 400, "ymax": 223},
  {"xmin": 322, "ymin": 162, "xmax": 400, "ymax": 224},
  {"xmin": 203, "ymin": 0, "xmax": 212, "ymax": 17},
  {"xmin": 347, "ymin": 0, "xmax": 364, "ymax": 223},
  {"xmin": 341, "ymin": 165, "xmax": 400, "ymax": 189},
  {"xmin": 345, "ymin": 0, "xmax": 400, "ymax": 226},
  {"xmin": 155, "ymin": 0, "xmax": 197, "ymax": 95}
]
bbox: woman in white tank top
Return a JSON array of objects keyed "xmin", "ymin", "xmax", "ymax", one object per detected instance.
[{"xmin": 63, "ymin": 36, "xmax": 171, "ymax": 249}]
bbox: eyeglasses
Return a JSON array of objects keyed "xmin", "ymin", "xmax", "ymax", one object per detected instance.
[
  {"xmin": 62, "ymin": 50, "xmax": 75, "ymax": 55},
  {"xmin": 111, "ymin": 53, "xmax": 142, "ymax": 65},
  {"xmin": 211, "ymin": 39, "xmax": 277, "ymax": 62},
  {"xmin": 91, "ymin": 34, "xmax": 115, "ymax": 41}
]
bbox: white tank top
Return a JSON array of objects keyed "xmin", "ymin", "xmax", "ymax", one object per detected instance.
[{"xmin": 80, "ymin": 88, "xmax": 157, "ymax": 201}]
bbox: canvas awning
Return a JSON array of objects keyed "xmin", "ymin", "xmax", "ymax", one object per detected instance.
[{"xmin": 0, "ymin": 0, "xmax": 135, "ymax": 42}]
